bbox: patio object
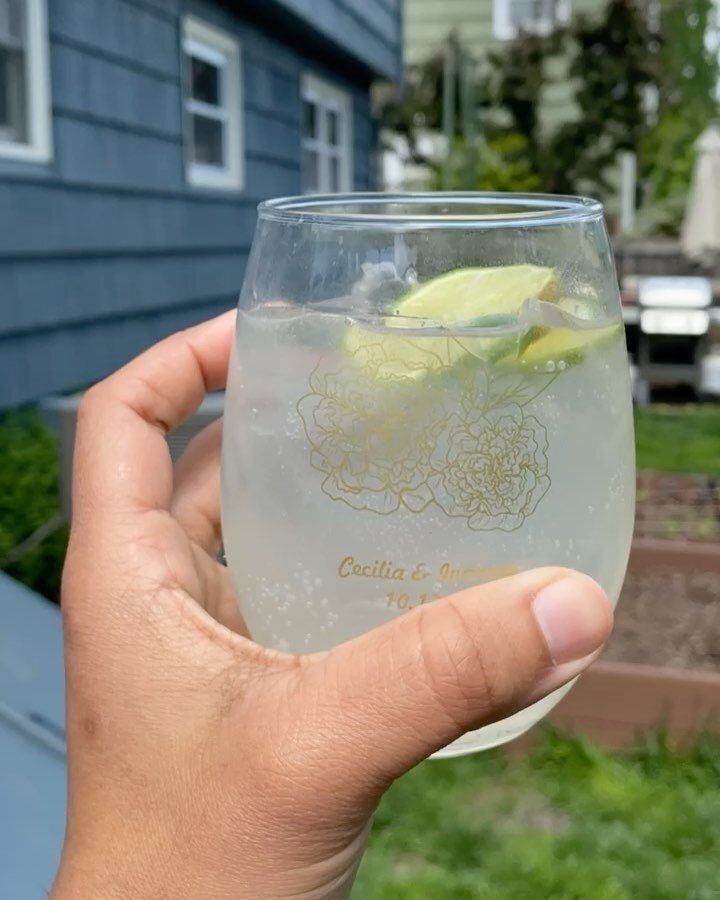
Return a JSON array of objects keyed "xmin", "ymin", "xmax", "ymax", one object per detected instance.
[
  {"xmin": 682, "ymin": 122, "xmax": 720, "ymax": 264},
  {"xmin": 0, "ymin": 574, "xmax": 65, "ymax": 897},
  {"xmin": 633, "ymin": 276, "xmax": 713, "ymax": 399},
  {"xmin": 42, "ymin": 392, "xmax": 225, "ymax": 519}
]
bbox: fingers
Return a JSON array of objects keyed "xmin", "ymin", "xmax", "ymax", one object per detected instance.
[
  {"xmin": 171, "ymin": 418, "xmax": 223, "ymax": 554},
  {"xmin": 302, "ymin": 568, "xmax": 612, "ymax": 791},
  {"xmin": 71, "ymin": 310, "xmax": 236, "ymax": 524}
]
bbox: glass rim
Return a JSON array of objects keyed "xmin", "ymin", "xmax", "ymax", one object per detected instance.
[{"xmin": 257, "ymin": 192, "xmax": 605, "ymax": 229}]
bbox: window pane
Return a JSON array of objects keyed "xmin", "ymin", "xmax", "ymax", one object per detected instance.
[
  {"xmin": 191, "ymin": 55, "xmax": 221, "ymax": 106},
  {"xmin": 327, "ymin": 109, "xmax": 340, "ymax": 147},
  {"xmin": 510, "ymin": 0, "xmax": 559, "ymax": 29},
  {"xmin": 510, "ymin": 0, "xmax": 536, "ymax": 26},
  {"xmin": 192, "ymin": 113, "xmax": 224, "ymax": 166},
  {"xmin": 302, "ymin": 100, "xmax": 316, "ymax": 138},
  {"xmin": 302, "ymin": 147, "xmax": 319, "ymax": 192},
  {"xmin": 329, "ymin": 155, "xmax": 341, "ymax": 192},
  {"xmin": 0, "ymin": 0, "xmax": 25, "ymax": 45},
  {"xmin": 0, "ymin": 46, "xmax": 26, "ymax": 142}
]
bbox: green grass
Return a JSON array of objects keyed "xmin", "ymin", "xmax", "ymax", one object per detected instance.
[
  {"xmin": 355, "ymin": 730, "xmax": 720, "ymax": 900},
  {"xmin": 634, "ymin": 405, "xmax": 720, "ymax": 476}
]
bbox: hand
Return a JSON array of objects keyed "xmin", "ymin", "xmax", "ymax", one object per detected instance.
[{"xmin": 51, "ymin": 311, "xmax": 613, "ymax": 900}]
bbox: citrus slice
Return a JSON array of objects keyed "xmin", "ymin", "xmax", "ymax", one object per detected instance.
[
  {"xmin": 394, "ymin": 264, "xmax": 559, "ymax": 322},
  {"xmin": 517, "ymin": 324, "xmax": 621, "ymax": 371},
  {"xmin": 513, "ymin": 299, "xmax": 622, "ymax": 372},
  {"xmin": 344, "ymin": 265, "xmax": 559, "ymax": 377}
]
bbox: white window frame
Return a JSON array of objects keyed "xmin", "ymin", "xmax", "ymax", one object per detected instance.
[
  {"xmin": 301, "ymin": 73, "xmax": 353, "ymax": 194},
  {"xmin": 182, "ymin": 15, "xmax": 243, "ymax": 191},
  {"xmin": 0, "ymin": 0, "xmax": 53, "ymax": 163},
  {"xmin": 493, "ymin": 0, "xmax": 572, "ymax": 40}
]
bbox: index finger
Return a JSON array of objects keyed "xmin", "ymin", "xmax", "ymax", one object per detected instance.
[{"xmin": 71, "ymin": 309, "xmax": 236, "ymax": 521}]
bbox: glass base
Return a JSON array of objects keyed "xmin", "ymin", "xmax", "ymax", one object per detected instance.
[{"xmin": 430, "ymin": 681, "xmax": 576, "ymax": 759}]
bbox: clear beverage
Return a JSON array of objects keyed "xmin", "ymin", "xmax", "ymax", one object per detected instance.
[{"xmin": 222, "ymin": 295, "xmax": 635, "ymax": 756}]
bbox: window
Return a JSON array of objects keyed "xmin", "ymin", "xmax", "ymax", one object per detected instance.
[
  {"xmin": 182, "ymin": 16, "xmax": 243, "ymax": 190},
  {"xmin": 493, "ymin": 0, "xmax": 571, "ymax": 40},
  {"xmin": 0, "ymin": 0, "xmax": 52, "ymax": 162},
  {"xmin": 301, "ymin": 74, "xmax": 352, "ymax": 193}
]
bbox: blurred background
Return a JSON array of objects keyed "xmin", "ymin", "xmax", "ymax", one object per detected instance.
[{"xmin": 1, "ymin": 1, "xmax": 720, "ymax": 897}]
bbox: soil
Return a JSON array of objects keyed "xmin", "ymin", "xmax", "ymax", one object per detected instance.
[
  {"xmin": 604, "ymin": 471, "xmax": 720, "ymax": 673},
  {"xmin": 607, "ymin": 567, "xmax": 720, "ymax": 673},
  {"xmin": 634, "ymin": 471, "xmax": 720, "ymax": 542}
]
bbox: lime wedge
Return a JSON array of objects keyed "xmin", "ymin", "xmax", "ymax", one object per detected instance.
[
  {"xmin": 344, "ymin": 265, "xmax": 559, "ymax": 377},
  {"xmin": 517, "ymin": 324, "xmax": 621, "ymax": 371},
  {"xmin": 394, "ymin": 264, "xmax": 559, "ymax": 323},
  {"xmin": 513, "ymin": 299, "xmax": 621, "ymax": 372}
]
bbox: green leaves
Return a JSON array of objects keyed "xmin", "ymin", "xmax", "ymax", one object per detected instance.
[
  {"xmin": 379, "ymin": 0, "xmax": 719, "ymax": 222},
  {"xmin": 0, "ymin": 411, "xmax": 68, "ymax": 601}
]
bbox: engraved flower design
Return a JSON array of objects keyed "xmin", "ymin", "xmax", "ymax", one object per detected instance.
[
  {"xmin": 297, "ymin": 359, "xmax": 445, "ymax": 514},
  {"xmin": 428, "ymin": 403, "xmax": 550, "ymax": 531}
]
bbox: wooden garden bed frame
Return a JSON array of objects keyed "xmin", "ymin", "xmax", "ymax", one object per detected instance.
[{"xmin": 527, "ymin": 538, "xmax": 720, "ymax": 748}]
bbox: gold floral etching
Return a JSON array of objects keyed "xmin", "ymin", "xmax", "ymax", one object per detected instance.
[{"xmin": 297, "ymin": 330, "xmax": 556, "ymax": 532}]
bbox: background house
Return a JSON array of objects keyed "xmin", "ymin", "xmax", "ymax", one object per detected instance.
[
  {"xmin": 384, "ymin": 0, "xmax": 622, "ymax": 198},
  {"xmin": 0, "ymin": 0, "xmax": 402, "ymax": 409},
  {"xmin": 0, "ymin": 2, "xmax": 401, "ymax": 894},
  {"xmin": 403, "ymin": 0, "xmax": 603, "ymax": 135}
]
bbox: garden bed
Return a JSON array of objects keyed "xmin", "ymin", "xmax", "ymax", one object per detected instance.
[
  {"xmin": 634, "ymin": 471, "xmax": 720, "ymax": 542},
  {"xmin": 607, "ymin": 543, "xmax": 720, "ymax": 672},
  {"xmin": 539, "ymin": 537, "xmax": 720, "ymax": 749},
  {"xmin": 607, "ymin": 468, "xmax": 720, "ymax": 672}
]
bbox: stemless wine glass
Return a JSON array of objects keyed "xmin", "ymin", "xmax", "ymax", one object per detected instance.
[{"xmin": 221, "ymin": 193, "xmax": 635, "ymax": 757}]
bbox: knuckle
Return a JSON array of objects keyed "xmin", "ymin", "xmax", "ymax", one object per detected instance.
[
  {"xmin": 76, "ymin": 384, "xmax": 105, "ymax": 423},
  {"xmin": 417, "ymin": 601, "xmax": 513, "ymax": 726}
]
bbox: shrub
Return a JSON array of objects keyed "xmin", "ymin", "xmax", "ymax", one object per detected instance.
[
  {"xmin": 0, "ymin": 411, "xmax": 68, "ymax": 602},
  {"xmin": 432, "ymin": 132, "xmax": 541, "ymax": 193}
]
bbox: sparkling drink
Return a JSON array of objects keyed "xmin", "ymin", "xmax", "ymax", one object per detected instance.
[{"xmin": 221, "ymin": 194, "xmax": 635, "ymax": 757}]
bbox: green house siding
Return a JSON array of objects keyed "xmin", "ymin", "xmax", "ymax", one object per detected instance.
[{"xmin": 404, "ymin": 0, "xmax": 607, "ymax": 132}]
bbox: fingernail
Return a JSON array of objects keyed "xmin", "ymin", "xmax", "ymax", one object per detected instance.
[{"xmin": 532, "ymin": 577, "xmax": 612, "ymax": 664}]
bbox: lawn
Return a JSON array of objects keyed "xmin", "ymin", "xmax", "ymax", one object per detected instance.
[
  {"xmin": 634, "ymin": 405, "xmax": 720, "ymax": 476},
  {"xmin": 355, "ymin": 730, "xmax": 720, "ymax": 900}
]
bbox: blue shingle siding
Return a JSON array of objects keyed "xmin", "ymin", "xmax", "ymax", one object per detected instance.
[
  {"xmin": 267, "ymin": 0, "xmax": 401, "ymax": 79},
  {"xmin": 50, "ymin": 42, "xmax": 182, "ymax": 139},
  {"xmin": 1, "ymin": 298, "xmax": 234, "ymax": 406},
  {"xmin": 50, "ymin": 0, "xmax": 181, "ymax": 79},
  {"xmin": 0, "ymin": 0, "xmax": 401, "ymax": 409}
]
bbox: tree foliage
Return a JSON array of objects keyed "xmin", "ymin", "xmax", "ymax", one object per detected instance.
[
  {"xmin": 431, "ymin": 133, "xmax": 541, "ymax": 193},
  {"xmin": 539, "ymin": 0, "xmax": 658, "ymax": 193},
  {"xmin": 380, "ymin": 0, "xmax": 719, "ymax": 224},
  {"xmin": 641, "ymin": 0, "xmax": 719, "ymax": 208}
]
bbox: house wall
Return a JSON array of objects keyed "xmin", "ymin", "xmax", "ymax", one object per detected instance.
[
  {"xmin": 259, "ymin": 0, "xmax": 402, "ymax": 80},
  {"xmin": 0, "ymin": 0, "xmax": 401, "ymax": 408},
  {"xmin": 403, "ymin": 0, "xmax": 605, "ymax": 134}
]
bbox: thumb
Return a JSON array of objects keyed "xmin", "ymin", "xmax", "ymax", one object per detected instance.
[{"xmin": 308, "ymin": 567, "xmax": 612, "ymax": 789}]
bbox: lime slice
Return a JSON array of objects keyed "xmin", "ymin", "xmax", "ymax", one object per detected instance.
[
  {"xmin": 394, "ymin": 264, "xmax": 559, "ymax": 322},
  {"xmin": 513, "ymin": 299, "xmax": 622, "ymax": 372},
  {"xmin": 344, "ymin": 265, "xmax": 559, "ymax": 377},
  {"xmin": 517, "ymin": 324, "xmax": 621, "ymax": 371},
  {"xmin": 517, "ymin": 296, "xmax": 595, "ymax": 353}
]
